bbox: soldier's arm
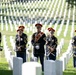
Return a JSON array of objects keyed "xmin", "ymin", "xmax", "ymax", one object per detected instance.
[
  {"xmin": 24, "ymin": 34, "xmax": 28, "ymax": 45},
  {"xmin": 31, "ymin": 33, "xmax": 35, "ymax": 46},
  {"xmin": 15, "ymin": 35, "xmax": 18, "ymax": 46},
  {"xmin": 54, "ymin": 37, "xmax": 58, "ymax": 49},
  {"xmin": 72, "ymin": 37, "xmax": 75, "ymax": 46},
  {"xmin": 0, "ymin": 32, "xmax": 2, "ymax": 41},
  {"xmin": 14, "ymin": 35, "xmax": 20, "ymax": 51}
]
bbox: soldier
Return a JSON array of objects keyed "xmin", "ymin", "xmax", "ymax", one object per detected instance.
[
  {"xmin": 46, "ymin": 27, "xmax": 58, "ymax": 60},
  {"xmin": 0, "ymin": 32, "xmax": 2, "ymax": 46},
  {"xmin": 15, "ymin": 26, "xmax": 27, "ymax": 63},
  {"xmin": 31, "ymin": 23, "xmax": 46, "ymax": 72},
  {"xmin": 72, "ymin": 30, "xmax": 76, "ymax": 67}
]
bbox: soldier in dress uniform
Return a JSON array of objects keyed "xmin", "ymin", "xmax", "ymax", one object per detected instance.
[
  {"xmin": 72, "ymin": 30, "xmax": 76, "ymax": 67},
  {"xmin": 15, "ymin": 26, "xmax": 27, "ymax": 63},
  {"xmin": 46, "ymin": 27, "xmax": 58, "ymax": 60},
  {"xmin": 31, "ymin": 23, "xmax": 46, "ymax": 72},
  {"xmin": 0, "ymin": 32, "xmax": 2, "ymax": 46},
  {"xmin": 0, "ymin": 32, "xmax": 2, "ymax": 51}
]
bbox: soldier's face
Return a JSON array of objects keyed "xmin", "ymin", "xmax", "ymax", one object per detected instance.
[
  {"xmin": 18, "ymin": 30, "xmax": 23, "ymax": 36},
  {"xmin": 50, "ymin": 31, "xmax": 54, "ymax": 35},
  {"xmin": 36, "ymin": 26, "xmax": 41, "ymax": 32}
]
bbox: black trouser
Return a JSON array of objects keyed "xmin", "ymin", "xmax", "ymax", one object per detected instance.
[
  {"xmin": 16, "ymin": 51, "xmax": 26, "ymax": 63},
  {"xmin": 0, "ymin": 40, "xmax": 1, "ymax": 46},
  {"xmin": 48, "ymin": 52, "xmax": 56, "ymax": 60},
  {"xmin": 73, "ymin": 53, "xmax": 76, "ymax": 67},
  {"xmin": 34, "ymin": 54, "xmax": 44, "ymax": 72}
]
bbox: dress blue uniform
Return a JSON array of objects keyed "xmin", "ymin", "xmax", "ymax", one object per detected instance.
[
  {"xmin": 0, "ymin": 32, "xmax": 3, "ymax": 51},
  {"xmin": 46, "ymin": 35, "xmax": 57, "ymax": 60},
  {"xmin": 31, "ymin": 23, "xmax": 46, "ymax": 72},
  {"xmin": 0, "ymin": 32, "xmax": 2, "ymax": 46},
  {"xmin": 46, "ymin": 27, "xmax": 58, "ymax": 60},
  {"xmin": 72, "ymin": 35, "xmax": 76, "ymax": 67},
  {"xmin": 15, "ymin": 26, "xmax": 27, "ymax": 63}
]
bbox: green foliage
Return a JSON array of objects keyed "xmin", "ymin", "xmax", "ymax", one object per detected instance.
[{"xmin": 66, "ymin": 0, "xmax": 76, "ymax": 8}]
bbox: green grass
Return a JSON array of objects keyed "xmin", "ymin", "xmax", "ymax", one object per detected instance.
[
  {"xmin": 0, "ymin": 24, "xmax": 76, "ymax": 75},
  {"xmin": 0, "ymin": 70, "xmax": 12, "ymax": 75},
  {"xmin": 0, "ymin": 0, "xmax": 76, "ymax": 75},
  {"xmin": 0, "ymin": 20, "xmax": 76, "ymax": 75},
  {"xmin": 63, "ymin": 57, "xmax": 76, "ymax": 75},
  {"xmin": 0, "ymin": 50, "xmax": 12, "ymax": 75}
]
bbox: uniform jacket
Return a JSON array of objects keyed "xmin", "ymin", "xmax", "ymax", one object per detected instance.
[
  {"xmin": 46, "ymin": 35, "xmax": 58, "ymax": 53},
  {"xmin": 72, "ymin": 36, "xmax": 76, "ymax": 46},
  {"xmin": 72, "ymin": 36, "xmax": 76, "ymax": 53},
  {"xmin": 15, "ymin": 33, "xmax": 27, "ymax": 52},
  {"xmin": 31, "ymin": 32, "xmax": 46, "ymax": 56}
]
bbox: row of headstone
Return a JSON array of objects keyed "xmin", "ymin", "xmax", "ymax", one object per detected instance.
[
  {"xmin": 64, "ymin": 8, "xmax": 71, "ymax": 37},
  {"xmin": 3, "ymin": 35, "xmax": 14, "ymax": 70},
  {"xmin": 1, "ymin": 0, "xmax": 52, "ymax": 8},
  {"xmin": 0, "ymin": 0, "xmax": 53, "ymax": 15},
  {"xmin": 0, "ymin": 5, "xmax": 74, "ymax": 33},
  {"xmin": 49, "ymin": 0, "xmax": 60, "ymax": 26},
  {"xmin": 9, "ymin": 20, "xmax": 14, "ymax": 31},
  {"xmin": 3, "ymin": 36, "xmax": 72, "ymax": 75},
  {"xmin": 13, "ymin": 57, "xmax": 63, "ymax": 75},
  {"xmin": 59, "ymin": 40, "xmax": 72, "ymax": 71},
  {"xmin": 57, "ymin": 3, "xmax": 68, "ymax": 36},
  {"xmin": 3, "ymin": 35, "xmax": 9, "ymax": 61},
  {"xmin": 56, "ymin": 38, "xmax": 64, "ymax": 57},
  {"xmin": 10, "ymin": 36, "xmax": 15, "ymax": 50},
  {"xmin": 3, "ymin": 41, "xmax": 71, "ymax": 75},
  {"xmin": 0, "ymin": 15, "xmax": 66, "ymax": 32},
  {"xmin": 0, "ymin": 0, "xmax": 64, "ymax": 25},
  {"xmin": 54, "ymin": 0, "xmax": 64, "ymax": 30},
  {"xmin": 70, "ymin": 5, "xmax": 75, "ymax": 37},
  {"xmin": 0, "ymin": 1, "xmax": 74, "ymax": 26}
]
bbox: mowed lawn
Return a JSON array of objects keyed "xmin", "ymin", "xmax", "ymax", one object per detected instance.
[
  {"xmin": 0, "ymin": 51, "xmax": 12, "ymax": 75},
  {"xmin": 0, "ymin": 24, "xmax": 76, "ymax": 75},
  {"xmin": 63, "ymin": 57, "xmax": 76, "ymax": 75},
  {"xmin": 0, "ymin": 52, "xmax": 76, "ymax": 75}
]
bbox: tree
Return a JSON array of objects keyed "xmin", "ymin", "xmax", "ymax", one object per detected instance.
[{"xmin": 66, "ymin": 0, "xmax": 76, "ymax": 8}]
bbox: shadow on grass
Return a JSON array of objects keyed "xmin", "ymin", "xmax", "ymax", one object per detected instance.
[
  {"xmin": 0, "ymin": 70, "xmax": 12, "ymax": 75},
  {"xmin": 0, "ymin": 63, "xmax": 8, "ymax": 70},
  {"xmin": 63, "ymin": 71, "xmax": 76, "ymax": 75},
  {"xmin": 0, "ymin": 61, "xmax": 12, "ymax": 75},
  {"xmin": 63, "ymin": 67, "xmax": 76, "ymax": 75}
]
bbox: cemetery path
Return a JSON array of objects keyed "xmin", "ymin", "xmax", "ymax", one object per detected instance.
[{"xmin": 0, "ymin": 51, "xmax": 12, "ymax": 75}]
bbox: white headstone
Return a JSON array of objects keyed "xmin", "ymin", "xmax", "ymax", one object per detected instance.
[
  {"xmin": 13, "ymin": 57, "xmax": 23, "ymax": 75},
  {"xmin": 9, "ymin": 55, "xmax": 14, "ymax": 70},
  {"xmin": 55, "ymin": 60, "xmax": 63, "ymax": 75},
  {"xmin": 44, "ymin": 60, "xmax": 56, "ymax": 75},
  {"xmin": 22, "ymin": 62, "xmax": 42, "ymax": 75},
  {"xmin": 60, "ymin": 56, "xmax": 66, "ymax": 71}
]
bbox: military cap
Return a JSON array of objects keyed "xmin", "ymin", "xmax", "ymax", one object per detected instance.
[
  {"xmin": 17, "ymin": 28, "xmax": 23, "ymax": 32},
  {"xmin": 35, "ymin": 23, "xmax": 42, "ymax": 27},
  {"xmin": 48, "ymin": 27, "xmax": 55, "ymax": 32},
  {"xmin": 18, "ymin": 25, "xmax": 25, "ymax": 29}
]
